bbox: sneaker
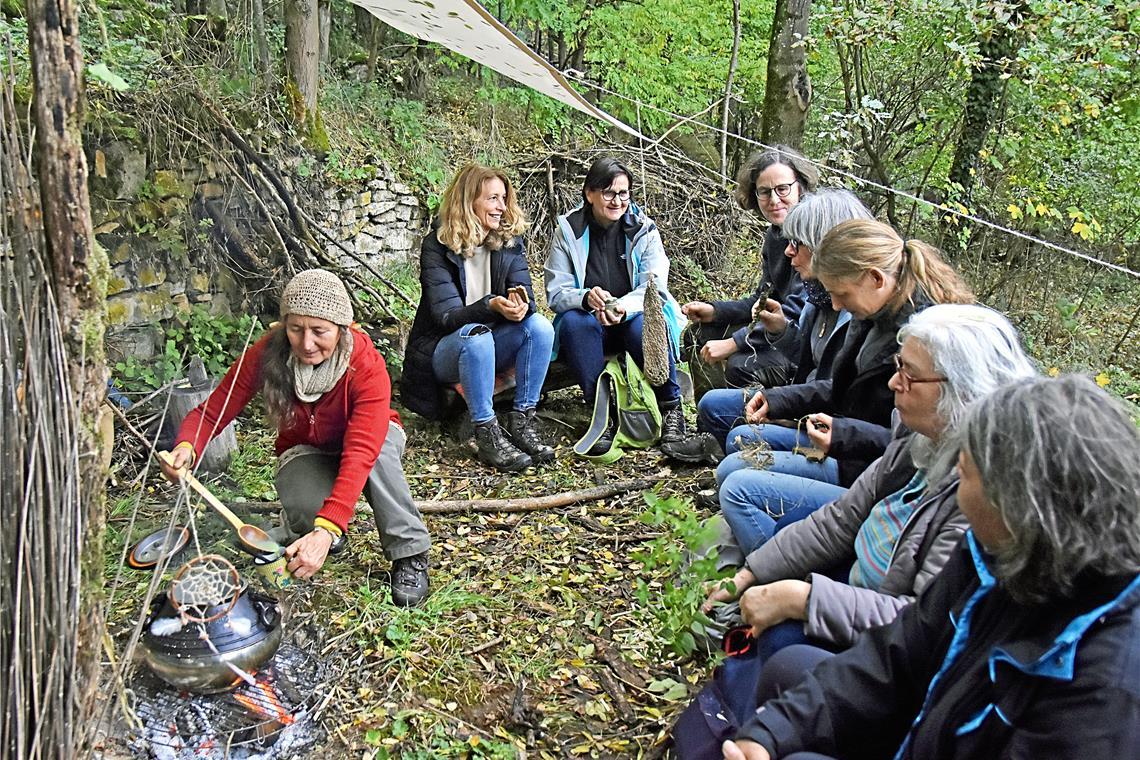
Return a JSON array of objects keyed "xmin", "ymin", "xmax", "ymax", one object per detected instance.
[
  {"xmin": 660, "ymin": 404, "xmax": 687, "ymax": 444},
  {"xmin": 473, "ymin": 418, "xmax": 532, "ymax": 472},
  {"xmin": 661, "ymin": 432, "xmax": 725, "ymax": 465},
  {"xmin": 505, "ymin": 408, "xmax": 555, "ymax": 463},
  {"xmin": 390, "ymin": 552, "xmax": 430, "ymax": 607},
  {"xmin": 327, "ymin": 531, "xmax": 348, "ymax": 556}
]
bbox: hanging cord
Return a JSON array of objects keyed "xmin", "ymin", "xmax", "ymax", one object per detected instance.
[{"xmin": 562, "ymin": 70, "xmax": 1140, "ymax": 281}]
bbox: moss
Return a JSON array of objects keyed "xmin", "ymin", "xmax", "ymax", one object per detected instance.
[{"xmin": 136, "ymin": 264, "xmax": 166, "ymax": 288}]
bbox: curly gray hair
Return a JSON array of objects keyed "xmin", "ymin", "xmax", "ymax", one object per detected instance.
[
  {"xmin": 782, "ymin": 189, "xmax": 874, "ymax": 252},
  {"xmin": 957, "ymin": 374, "xmax": 1140, "ymax": 604},
  {"xmin": 898, "ymin": 304, "xmax": 1038, "ymax": 482}
]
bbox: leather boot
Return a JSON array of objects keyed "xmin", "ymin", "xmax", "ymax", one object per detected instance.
[
  {"xmin": 474, "ymin": 418, "xmax": 532, "ymax": 472},
  {"xmin": 390, "ymin": 551, "xmax": 430, "ymax": 607},
  {"xmin": 660, "ymin": 402, "xmax": 687, "ymax": 444},
  {"xmin": 506, "ymin": 408, "xmax": 555, "ymax": 463}
]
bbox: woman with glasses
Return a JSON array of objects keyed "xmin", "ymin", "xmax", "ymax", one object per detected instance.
[
  {"xmin": 544, "ymin": 156, "xmax": 689, "ymax": 450},
  {"xmin": 703, "ymin": 305, "xmax": 1037, "ymax": 667},
  {"xmin": 402, "ymin": 163, "xmax": 555, "ymax": 472},
  {"xmin": 722, "ymin": 375, "xmax": 1140, "ymax": 760},
  {"xmin": 712, "ymin": 220, "xmax": 973, "ymax": 528},
  {"xmin": 664, "ymin": 189, "xmax": 873, "ymax": 465},
  {"xmin": 681, "ymin": 146, "xmax": 818, "ymax": 398}
]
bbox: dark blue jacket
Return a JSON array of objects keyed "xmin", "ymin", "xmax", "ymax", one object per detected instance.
[
  {"xmin": 738, "ymin": 533, "xmax": 1140, "ymax": 759},
  {"xmin": 400, "ymin": 224, "xmax": 537, "ymax": 419}
]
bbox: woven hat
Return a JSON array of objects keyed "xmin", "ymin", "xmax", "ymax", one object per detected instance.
[{"xmin": 279, "ymin": 269, "xmax": 353, "ymax": 326}]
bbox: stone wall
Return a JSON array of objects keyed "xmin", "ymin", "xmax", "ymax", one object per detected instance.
[{"xmin": 99, "ymin": 149, "xmax": 425, "ymax": 363}]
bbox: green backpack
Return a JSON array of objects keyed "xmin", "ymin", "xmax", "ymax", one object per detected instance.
[{"xmin": 574, "ymin": 354, "xmax": 662, "ymax": 463}]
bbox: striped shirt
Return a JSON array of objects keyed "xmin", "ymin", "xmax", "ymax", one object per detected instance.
[{"xmin": 849, "ymin": 471, "xmax": 928, "ymax": 591}]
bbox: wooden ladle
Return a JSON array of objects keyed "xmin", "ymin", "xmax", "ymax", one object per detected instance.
[{"xmin": 157, "ymin": 450, "xmax": 282, "ymax": 556}]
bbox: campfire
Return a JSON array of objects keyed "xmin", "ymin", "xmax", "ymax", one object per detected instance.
[{"xmin": 129, "ymin": 641, "xmax": 329, "ymax": 759}]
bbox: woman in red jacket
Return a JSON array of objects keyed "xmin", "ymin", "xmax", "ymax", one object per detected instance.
[{"xmin": 160, "ymin": 269, "xmax": 431, "ymax": 606}]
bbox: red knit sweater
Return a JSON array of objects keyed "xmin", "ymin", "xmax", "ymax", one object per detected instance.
[{"xmin": 175, "ymin": 327, "xmax": 401, "ymax": 531}]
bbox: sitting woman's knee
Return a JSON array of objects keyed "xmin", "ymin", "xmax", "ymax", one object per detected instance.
[{"xmin": 523, "ymin": 312, "xmax": 555, "ymax": 341}]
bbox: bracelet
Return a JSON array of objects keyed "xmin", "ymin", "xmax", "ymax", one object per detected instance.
[{"xmin": 312, "ymin": 525, "xmax": 336, "ymax": 540}]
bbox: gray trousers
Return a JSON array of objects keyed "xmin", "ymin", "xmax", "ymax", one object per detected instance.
[{"xmin": 275, "ymin": 421, "xmax": 431, "ymax": 560}]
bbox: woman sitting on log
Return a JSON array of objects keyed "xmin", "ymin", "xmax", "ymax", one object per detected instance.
[
  {"xmin": 402, "ymin": 163, "xmax": 555, "ymax": 472},
  {"xmin": 664, "ymin": 188, "xmax": 873, "ymax": 465},
  {"xmin": 703, "ymin": 306, "xmax": 1038, "ymax": 662},
  {"xmin": 160, "ymin": 269, "xmax": 431, "ymax": 606},
  {"xmin": 544, "ymin": 156, "xmax": 689, "ymax": 451},
  {"xmin": 723, "ymin": 375, "xmax": 1140, "ymax": 760},
  {"xmin": 714, "ymin": 220, "xmax": 974, "ymax": 504},
  {"xmin": 680, "ymin": 146, "xmax": 817, "ymax": 398}
]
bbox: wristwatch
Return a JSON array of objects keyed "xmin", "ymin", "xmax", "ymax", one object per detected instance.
[{"xmin": 312, "ymin": 525, "xmax": 337, "ymax": 540}]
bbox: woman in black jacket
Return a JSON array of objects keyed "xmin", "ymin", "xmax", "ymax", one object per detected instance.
[
  {"xmin": 714, "ymin": 220, "xmax": 973, "ymax": 527},
  {"xmin": 722, "ymin": 376, "xmax": 1140, "ymax": 760},
  {"xmin": 401, "ymin": 164, "xmax": 554, "ymax": 472},
  {"xmin": 681, "ymin": 146, "xmax": 817, "ymax": 396}
]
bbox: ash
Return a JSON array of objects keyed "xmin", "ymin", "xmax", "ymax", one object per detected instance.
[{"xmin": 128, "ymin": 642, "xmax": 331, "ymax": 760}]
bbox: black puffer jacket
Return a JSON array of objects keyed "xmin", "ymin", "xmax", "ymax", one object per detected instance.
[
  {"xmin": 762, "ymin": 291, "xmax": 932, "ymax": 486},
  {"xmin": 400, "ymin": 224, "xmax": 537, "ymax": 419},
  {"xmin": 737, "ymin": 535, "xmax": 1140, "ymax": 760}
]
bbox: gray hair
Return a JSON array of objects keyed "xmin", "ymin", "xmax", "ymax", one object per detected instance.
[
  {"xmin": 899, "ymin": 304, "xmax": 1038, "ymax": 482},
  {"xmin": 956, "ymin": 375, "xmax": 1140, "ymax": 604},
  {"xmin": 782, "ymin": 189, "xmax": 875, "ymax": 251}
]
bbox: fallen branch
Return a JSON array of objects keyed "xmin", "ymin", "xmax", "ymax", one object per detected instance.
[
  {"xmin": 227, "ymin": 477, "xmax": 661, "ymax": 516},
  {"xmin": 417, "ymin": 477, "xmax": 660, "ymax": 513}
]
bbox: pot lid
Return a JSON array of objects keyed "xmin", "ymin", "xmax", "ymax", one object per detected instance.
[{"xmin": 128, "ymin": 526, "xmax": 191, "ymax": 570}]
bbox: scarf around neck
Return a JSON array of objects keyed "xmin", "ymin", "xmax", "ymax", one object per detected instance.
[
  {"xmin": 288, "ymin": 328, "xmax": 354, "ymax": 403},
  {"xmin": 804, "ymin": 278, "xmax": 834, "ymax": 311}
]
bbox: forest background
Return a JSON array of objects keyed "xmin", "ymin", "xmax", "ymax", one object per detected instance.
[{"xmin": 1, "ymin": 0, "xmax": 1139, "ymax": 757}]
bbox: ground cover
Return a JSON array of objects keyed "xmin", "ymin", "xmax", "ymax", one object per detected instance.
[{"xmin": 102, "ymin": 389, "xmax": 723, "ymax": 759}]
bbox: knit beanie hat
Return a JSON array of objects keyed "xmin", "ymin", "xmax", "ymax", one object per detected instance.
[{"xmin": 279, "ymin": 269, "xmax": 354, "ymax": 326}]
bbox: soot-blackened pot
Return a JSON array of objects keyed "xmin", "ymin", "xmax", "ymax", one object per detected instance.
[{"xmin": 141, "ymin": 584, "xmax": 284, "ymax": 694}]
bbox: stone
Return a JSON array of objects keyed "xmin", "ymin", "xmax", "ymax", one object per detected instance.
[
  {"xmin": 136, "ymin": 264, "xmax": 167, "ymax": 288},
  {"xmin": 390, "ymin": 182, "xmax": 412, "ymax": 195},
  {"xmin": 359, "ymin": 191, "xmax": 372, "ymax": 206},
  {"xmin": 398, "ymin": 195, "xmax": 419, "ymax": 207},
  {"xmin": 112, "ymin": 242, "xmax": 132, "ymax": 264},
  {"xmin": 105, "ymin": 298, "xmax": 131, "ymax": 325},
  {"xmin": 106, "ymin": 274, "xmax": 132, "ymax": 297},
  {"xmin": 385, "ymin": 229, "xmax": 415, "ymax": 253},
  {"xmin": 356, "ymin": 233, "xmax": 383, "ymax": 256},
  {"xmin": 199, "ymin": 182, "xmax": 226, "ymax": 200},
  {"xmin": 189, "ymin": 270, "xmax": 211, "ymax": 293},
  {"xmin": 396, "ymin": 205, "xmax": 414, "ymax": 222},
  {"xmin": 367, "ymin": 200, "xmax": 398, "ymax": 217}
]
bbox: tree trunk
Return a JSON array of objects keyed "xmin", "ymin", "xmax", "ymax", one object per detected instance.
[
  {"xmin": 318, "ymin": 0, "xmax": 330, "ymax": 68},
  {"xmin": 946, "ymin": 2, "xmax": 1027, "ymax": 217},
  {"xmin": 760, "ymin": 0, "xmax": 813, "ymax": 148},
  {"xmin": 252, "ymin": 0, "xmax": 271, "ymax": 83},
  {"xmin": 6, "ymin": 0, "xmax": 107, "ymax": 754},
  {"xmin": 284, "ymin": 0, "xmax": 325, "ymax": 150},
  {"xmin": 720, "ymin": 0, "xmax": 742, "ymax": 178},
  {"xmin": 353, "ymin": 3, "xmax": 372, "ymax": 38}
]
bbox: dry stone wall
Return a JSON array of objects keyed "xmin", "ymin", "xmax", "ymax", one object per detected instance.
[{"xmin": 99, "ymin": 150, "xmax": 425, "ymax": 362}]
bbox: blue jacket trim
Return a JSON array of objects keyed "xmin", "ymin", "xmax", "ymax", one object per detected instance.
[{"xmin": 893, "ymin": 532, "xmax": 995, "ymax": 760}]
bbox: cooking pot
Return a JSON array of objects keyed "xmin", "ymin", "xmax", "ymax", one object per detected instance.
[{"xmin": 141, "ymin": 583, "xmax": 284, "ymax": 694}]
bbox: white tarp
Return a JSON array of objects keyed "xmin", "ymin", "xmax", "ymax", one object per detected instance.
[{"xmin": 351, "ymin": 0, "xmax": 640, "ymax": 137}]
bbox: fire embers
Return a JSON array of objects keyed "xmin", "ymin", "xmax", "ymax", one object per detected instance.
[{"xmin": 128, "ymin": 641, "xmax": 329, "ymax": 760}]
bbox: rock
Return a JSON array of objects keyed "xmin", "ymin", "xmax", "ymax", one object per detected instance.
[{"xmin": 136, "ymin": 264, "xmax": 167, "ymax": 288}]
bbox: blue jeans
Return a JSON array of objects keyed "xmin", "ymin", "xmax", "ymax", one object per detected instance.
[
  {"xmin": 431, "ymin": 314, "xmax": 554, "ymax": 424},
  {"xmin": 717, "ymin": 465, "xmax": 847, "ymax": 554},
  {"xmin": 720, "ymin": 423, "xmax": 841, "ymax": 485},
  {"xmin": 696, "ymin": 387, "xmax": 753, "ymax": 445},
  {"xmin": 557, "ymin": 309, "xmax": 679, "ymax": 405}
]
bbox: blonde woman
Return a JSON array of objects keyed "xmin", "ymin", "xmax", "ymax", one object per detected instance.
[
  {"xmin": 402, "ymin": 164, "xmax": 554, "ymax": 472},
  {"xmin": 715, "ymin": 220, "xmax": 974, "ymax": 532}
]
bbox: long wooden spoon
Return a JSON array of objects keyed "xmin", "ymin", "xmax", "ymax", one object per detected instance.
[{"xmin": 157, "ymin": 450, "xmax": 281, "ymax": 556}]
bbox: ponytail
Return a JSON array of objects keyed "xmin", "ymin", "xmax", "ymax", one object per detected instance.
[{"xmin": 893, "ymin": 239, "xmax": 973, "ymax": 312}]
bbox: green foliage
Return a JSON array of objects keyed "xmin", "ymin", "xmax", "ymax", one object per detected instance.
[
  {"xmin": 632, "ymin": 490, "xmax": 724, "ymax": 657},
  {"xmin": 112, "ymin": 307, "xmax": 262, "ymax": 392}
]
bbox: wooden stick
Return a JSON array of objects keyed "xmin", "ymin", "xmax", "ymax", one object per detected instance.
[
  {"xmin": 417, "ymin": 477, "xmax": 660, "ymax": 514},
  {"xmin": 225, "ymin": 477, "xmax": 661, "ymax": 516}
]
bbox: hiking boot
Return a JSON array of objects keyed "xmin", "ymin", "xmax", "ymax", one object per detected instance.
[
  {"xmin": 474, "ymin": 418, "xmax": 532, "ymax": 472},
  {"xmin": 661, "ymin": 432, "xmax": 725, "ymax": 465},
  {"xmin": 390, "ymin": 551, "xmax": 430, "ymax": 607},
  {"xmin": 660, "ymin": 403, "xmax": 687, "ymax": 444},
  {"xmin": 327, "ymin": 531, "xmax": 348, "ymax": 556},
  {"xmin": 506, "ymin": 408, "xmax": 555, "ymax": 463},
  {"xmin": 585, "ymin": 416, "xmax": 617, "ymax": 457}
]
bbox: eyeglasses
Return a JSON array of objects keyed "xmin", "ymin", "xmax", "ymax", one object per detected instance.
[
  {"xmin": 601, "ymin": 189, "xmax": 631, "ymax": 203},
  {"xmin": 756, "ymin": 180, "xmax": 797, "ymax": 200},
  {"xmin": 787, "ymin": 238, "xmax": 804, "ymax": 250},
  {"xmin": 893, "ymin": 354, "xmax": 947, "ymax": 392}
]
